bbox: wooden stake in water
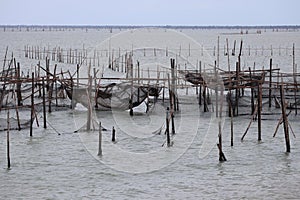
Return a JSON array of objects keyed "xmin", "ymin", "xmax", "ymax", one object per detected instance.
[
  {"xmin": 166, "ymin": 107, "xmax": 171, "ymax": 147},
  {"xmin": 87, "ymin": 76, "xmax": 92, "ymax": 131},
  {"xmin": 16, "ymin": 63, "xmax": 23, "ymax": 106},
  {"xmin": 292, "ymin": 44, "xmax": 297, "ymax": 115},
  {"xmin": 199, "ymin": 61, "xmax": 202, "ymax": 105},
  {"xmin": 30, "ymin": 72, "xmax": 34, "ymax": 137},
  {"xmin": 42, "ymin": 77, "xmax": 47, "ymax": 128},
  {"xmin": 269, "ymin": 59, "xmax": 272, "ymax": 108},
  {"xmin": 112, "ymin": 126, "xmax": 116, "ymax": 142},
  {"xmin": 171, "ymin": 112, "xmax": 175, "ymax": 135},
  {"xmin": 7, "ymin": 110, "xmax": 11, "ymax": 169},
  {"xmin": 249, "ymin": 67, "xmax": 255, "ymax": 115},
  {"xmin": 257, "ymin": 83, "xmax": 262, "ymax": 141},
  {"xmin": 280, "ymin": 85, "xmax": 290, "ymax": 152},
  {"xmin": 226, "ymin": 38, "xmax": 230, "ymax": 71},
  {"xmin": 98, "ymin": 122, "xmax": 102, "ymax": 156}
]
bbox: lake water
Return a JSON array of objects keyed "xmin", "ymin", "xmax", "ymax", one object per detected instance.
[{"xmin": 0, "ymin": 27, "xmax": 300, "ymax": 199}]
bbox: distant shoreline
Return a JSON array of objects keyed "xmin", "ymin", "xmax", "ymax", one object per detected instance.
[{"xmin": 0, "ymin": 24, "xmax": 299, "ymax": 30}]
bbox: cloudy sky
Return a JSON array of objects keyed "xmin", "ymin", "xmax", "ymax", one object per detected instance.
[{"xmin": 0, "ymin": 0, "xmax": 299, "ymax": 25}]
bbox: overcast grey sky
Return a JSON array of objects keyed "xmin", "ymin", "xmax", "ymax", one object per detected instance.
[{"xmin": 0, "ymin": 0, "xmax": 299, "ymax": 25}]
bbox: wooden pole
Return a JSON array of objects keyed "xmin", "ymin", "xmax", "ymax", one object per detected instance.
[
  {"xmin": 87, "ymin": 76, "xmax": 92, "ymax": 131},
  {"xmin": 230, "ymin": 103, "xmax": 234, "ymax": 146},
  {"xmin": 292, "ymin": 44, "xmax": 297, "ymax": 115},
  {"xmin": 235, "ymin": 62, "xmax": 239, "ymax": 116},
  {"xmin": 7, "ymin": 110, "xmax": 11, "ymax": 169},
  {"xmin": 171, "ymin": 112, "xmax": 175, "ymax": 135},
  {"xmin": 280, "ymin": 85, "xmax": 290, "ymax": 152},
  {"xmin": 30, "ymin": 72, "xmax": 34, "ymax": 137},
  {"xmin": 232, "ymin": 40, "xmax": 236, "ymax": 56},
  {"xmin": 203, "ymin": 85, "xmax": 208, "ymax": 112},
  {"xmin": 48, "ymin": 74, "xmax": 53, "ymax": 113},
  {"xmin": 98, "ymin": 122, "xmax": 102, "ymax": 156},
  {"xmin": 241, "ymin": 101, "xmax": 258, "ymax": 140},
  {"xmin": 257, "ymin": 83, "xmax": 262, "ymax": 141},
  {"xmin": 12, "ymin": 90, "xmax": 21, "ymax": 131},
  {"xmin": 53, "ymin": 64, "xmax": 58, "ymax": 106},
  {"xmin": 46, "ymin": 57, "xmax": 50, "ymax": 91},
  {"xmin": 171, "ymin": 59, "xmax": 176, "ymax": 111},
  {"xmin": 77, "ymin": 64, "xmax": 79, "ymax": 87},
  {"xmin": 214, "ymin": 61, "xmax": 218, "ymax": 118},
  {"xmin": 218, "ymin": 86, "xmax": 226, "ymax": 161},
  {"xmin": 269, "ymin": 58, "xmax": 272, "ymax": 108},
  {"xmin": 226, "ymin": 38, "xmax": 230, "ymax": 71},
  {"xmin": 168, "ymin": 74, "xmax": 173, "ymax": 111},
  {"xmin": 199, "ymin": 61, "xmax": 202, "ymax": 105},
  {"xmin": 16, "ymin": 63, "xmax": 23, "ymax": 106},
  {"xmin": 137, "ymin": 61, "xmax": 140, "ymax": 104},
  {"xmin": 166, "ymin": 107, "xmax": 171, "ymax": 147},
  {"xmin": 249, "ymin": 67, "xmax": 255, "ymax": 115},
  {"xmin": 112, "ymin": 126, "xmax": 116, "ymax": 142},
  {"xmin": 42, "ymin": 77, "xmax": 47, "ymax": 128},
  {"xmin": 94, "ymin": 68, "xmax": 99, "ymax": 109},
  {"xmin": 37, "ymin": 62, "xmax": 41, "ymax": 98}
]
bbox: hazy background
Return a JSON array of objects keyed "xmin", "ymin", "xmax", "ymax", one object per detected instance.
[{"xmin": 0, "ymin": 0, "xmax": 299, "ymax": 25}]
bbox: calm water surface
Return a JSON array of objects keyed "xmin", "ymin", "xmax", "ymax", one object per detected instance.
[{"xmin": 0, "ymin": 28, "xmax": 300, "ymax": 199}]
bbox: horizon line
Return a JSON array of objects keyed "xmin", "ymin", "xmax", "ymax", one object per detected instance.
[{"xmin": 0, "ymin": 24, "xmax": 300, "ymax": 29}]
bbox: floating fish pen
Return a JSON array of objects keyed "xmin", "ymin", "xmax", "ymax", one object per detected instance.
[{"xmin": 1, "ymin": 36, "xmax": 299, "ymax": 165}]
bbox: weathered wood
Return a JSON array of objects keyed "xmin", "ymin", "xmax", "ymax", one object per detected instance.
[
  {"xmin": 7, "ymin": 110, "xmax": 11, "ymax": 169},
  {"xmin": 171, "ymin": 58, "xmax": 176, "ymax": 111},
  {"xmin": 292, "ymin": 44, "xmax": 297, "ymax": 115},
  {"xmin": 226, "ymin": 38, "xmax": 230, "ymax": 71},
  {"xmin": 280, "ymin": 84, "xmax": 290, "ymax": 152},
  {"xmin": 112, "ymin": 126, "xmax": 116, "ymax": 142},
  {"xmin": 269, "ymin": 58, "xmax": 272, "ymax": 108},
  {"xmin": 203, "ymin": 85, "xmax": 208, "ymax": 112},
  {"xmin": 232, "ymin": 40, "xmax": 236, "ymax": 56},
  {"xmin": 249, "ymin": 67, "xmax": 255, "ymax": 115},
  {"xmin": 87, "ymin": 76, "xmax": 92, "ymax": 131},
  {"xmin": 235, "ymin": 62, "xmax": 239, "ymax": 116},
  {"xmin": 98, "ymin": 122, "xmax": 102, "ymax": 156},
  {"xmin": 218, "ymin": 84, "xmax": 226, "ymax": 161},
  {"xmin": 199, "ymin": 61, "xmax": 202, "ymax": 105},
  {"xmin": 53, "ymin": 64, "xmax": 58, "ymax": 106},
  {"xmin": 42, "ymin": 77, "xmax": 47, "ymax": 128},
  {"xmin": 241, "ymin": 101, "xmax": 258, "ymax": 141},
  {"xmin": 30, "ymin": 72, "xmax": 34, "ymax": 137},
  {"xmin": 166, "ymin": 107, "xmax": 171, "ymax": 147},
  {"xmin": 171, "ymin": 112, "xmax": 175, "ymax": 135},
  {"xmin": 257, "ymin": 83, "xmax": 262, "ymax": 141},
  {"xmin": 167, "ymin": 73, "xmax": 173, "ymax": 111}
]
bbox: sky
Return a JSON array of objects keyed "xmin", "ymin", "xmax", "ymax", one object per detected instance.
[{"xmin": 0, "ymin": 0, "xmax": 299, "ymax": 26}]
